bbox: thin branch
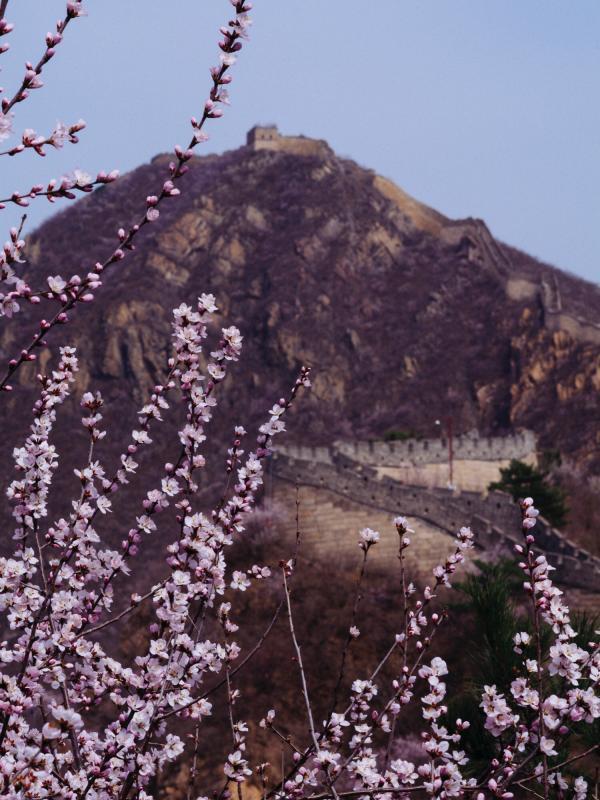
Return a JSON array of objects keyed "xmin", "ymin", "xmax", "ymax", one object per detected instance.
[
  {"xmin": 514, "ymin": 782, "xmax": 547, "ymax": 800},
  {"xmin": 282, "ymin": 566, "xmax": 340, "ymax": 800},
  {"xmin": 186, "ymin": 725, "xmax": 201, "ymax": 800},
  {"xmin": 77, "ymin": 582, "xmax": 166, "ymax": 639},
  {"xmin": 519, "ymin": 744, "xmax": 600, "ymax": 784},
  {"xmin": 385, "ymin": 521, "xmax": 411, "ymax": 770},
  {"xmin": 268, "ymin": 724, "xmax": 302, "ymax": 756},
  {"xmin": 307, "ymin": 786, "xmax": 427, "ymax": 799},
  {"xmin": 282, "ymin": 566, "xmax": 319, "ymax": 753},
  {"xmin": 327, "ymin": 548, "xmax": 368, "ymax": 719}
]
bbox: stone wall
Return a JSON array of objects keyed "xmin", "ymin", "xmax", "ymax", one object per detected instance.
[
  {"xmin": 375, "ymin": 460, "xmax": 520, "ymax": 494},
  {"xmin": 439, "ymin": 218, "xmax": 511, "ymax": 278},
  {"xmin": 538, "ymin": 277, "xmax": 600, "ymax": 345},
  {"xmin": 441, "ymin": 217, "xmax": 600, "ymax": 347},
  {"xmin": 271, "ymin": 452, "xmax": 600, "ymax": 602},
  {"xmin": 244, "ymin": 127, "xmax": 600, "ymax": 346},
  {"xmin": 276, "ymin": 430, "xmax": 537, "ymax": 493},
  {"xmin": 332, "ymin": 430, "xmax": 537, "ymax": 467},
  {"xmin": 506, "ymin": 277, "xmax": 539, "ymax": 302},
  {"xmin": 273, "ymin": 480, "xmax": 464, "ymax": 585}
]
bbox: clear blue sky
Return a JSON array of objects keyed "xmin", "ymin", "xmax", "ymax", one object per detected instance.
[{"xmin": 2, "ymin": 1, "xmax": 599, "ymax": 283}]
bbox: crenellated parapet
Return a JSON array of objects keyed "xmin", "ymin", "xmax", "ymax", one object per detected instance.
[
  {"xmin": 440, "ymin": 217, "xmax": 512, "ymax": 279},
  {"xmin": 332, "ymin": 429, "xmax": 537, "ymax": 468},
  {"xmin": 276, "ymin": 431, "xmax": 537, "ymax": 494},
  {"xmin": 539, "ymin": 277, "xmax": 600, "ymax": 346}
]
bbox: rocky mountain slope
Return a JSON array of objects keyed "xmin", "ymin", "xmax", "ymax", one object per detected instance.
[{"xmin": 2, "ymin": 129, "xmax": 600, "ymax": 494}]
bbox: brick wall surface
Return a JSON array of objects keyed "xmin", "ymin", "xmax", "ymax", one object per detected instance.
[
  {"xmin": 274, "ymin": 481, "xmax": 463, "ymax": 584},
  {"xmin": 270, "ymin": 453, "xmax": 600, "ymax": 611}
]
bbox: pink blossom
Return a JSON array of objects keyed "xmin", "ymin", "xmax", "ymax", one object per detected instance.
[{"xmin": 0, "ymin": 111, "xmax": 13, "ymax": 141}]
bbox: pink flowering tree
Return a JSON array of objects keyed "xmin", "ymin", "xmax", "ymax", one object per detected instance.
[{"xmin": 0, "ymin": 2, "xmax": 598, "ymax": 799}]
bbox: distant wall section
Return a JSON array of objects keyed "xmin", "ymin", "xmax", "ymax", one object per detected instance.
[
  {"xmin": 274, "ymin": 480, "xmax": 461, "ymax": 585},
  {"xmin": 246, "ymin": 125, "xmax": 331, "ymax": 158},
  {"xmin": 439, "ymin": 217, "xmax": 600, "ymax": 346}
]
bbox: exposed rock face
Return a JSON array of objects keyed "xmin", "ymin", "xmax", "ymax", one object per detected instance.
[{"xmin": 2, "ymin": 133, "xmax": 600, "ymax": 493}]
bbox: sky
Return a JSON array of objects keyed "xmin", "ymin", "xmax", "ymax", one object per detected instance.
[{"xmin": 1, "ymin": 0, "xmax": 599, "ymax": 284}]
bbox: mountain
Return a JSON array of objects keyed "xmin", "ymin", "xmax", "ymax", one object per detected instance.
[{"xmin": 2, "ymin": 126, "xmax": 600, "ymax": 499}]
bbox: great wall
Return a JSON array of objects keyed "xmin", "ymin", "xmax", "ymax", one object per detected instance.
[
  {"xmin": 439, "ymin": 220, "xmax": 600, "ymax": 346},
  {"xmin": 247, "ymin": 125, "xmax": 600, "ymax": 346},
  {"xmin": 268, "ymin": 431, "xmax": 600, "ymax": 610}
]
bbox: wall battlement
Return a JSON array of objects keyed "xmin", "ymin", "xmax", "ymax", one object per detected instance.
[
  {"xmin": 277, "ymin": 430, "xmax": 535, "ymax": 468},
  {"xmin": 276, "ymin": 431, "xmax": 538, "ymax": 493},
  {"xmin": 539, "ymin": 277, "xmax": 600, "ymax": 345},
  {"xmin": 440, "ymin": 218, "xmax": 512, "ymax": 278},
  {"xmin": 242, "ymin": 128, "xmax": 600, "ymax": 349},
  {"xmin": 334, "ymin": 429, "xmax": 536, "ymax": 467}
]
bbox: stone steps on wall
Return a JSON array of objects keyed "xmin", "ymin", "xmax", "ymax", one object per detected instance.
[
  {"xmin": 271, "ymin": 453, "xmax": 600, "ymax": 595},
  {"xmin": 274, "ymin": 481, "xmax": 472, "ymax": 584}
]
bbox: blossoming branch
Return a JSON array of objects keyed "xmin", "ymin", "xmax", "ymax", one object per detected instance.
[{"xmin": 0, "ymin": 0, "xmax": 253, "ymax": 394}]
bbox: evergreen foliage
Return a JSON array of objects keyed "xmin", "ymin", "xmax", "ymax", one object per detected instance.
[
  {"xmin": 489, "ymin": 459, "xmax": 568, "ymax": 528},
  {"xmin": 447, "ymin": 561, "xmax": 527, "ymax": 768},
  {"xmin": 448, "ymin": 561, "xmax": 598, "ymax": 777}
]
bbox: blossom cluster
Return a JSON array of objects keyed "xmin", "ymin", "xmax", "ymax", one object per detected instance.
[
  {"xmin": 8, "ymin": 420, "xmax": 596, "ymax": 800},
  {"xmin": 0, "ymin": 292, "xmax": 311, "ymax": 798}
]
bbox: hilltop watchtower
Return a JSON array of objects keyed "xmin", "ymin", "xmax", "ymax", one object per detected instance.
[
  {"xmin": 245, "ymin": 125, "xmax": 331, "ymax": 157},
  {"xmin": 246, "ymin": 125, "xmax": 280, "ymax": 149}
]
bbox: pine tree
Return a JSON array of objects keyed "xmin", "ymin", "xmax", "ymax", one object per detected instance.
[{"xmin": 489, "ymin": 458, "xmax": 568, "ymax": 528}]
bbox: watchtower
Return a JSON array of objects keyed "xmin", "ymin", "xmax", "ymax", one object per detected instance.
[{"xmin": 246, "ymin": 125, "xmax": 280, "ymax": 149}]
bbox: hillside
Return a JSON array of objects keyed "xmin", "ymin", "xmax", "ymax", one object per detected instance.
[{"xmin": 2, "ymin": 127, "xmax": 600, "ymax": 502}]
